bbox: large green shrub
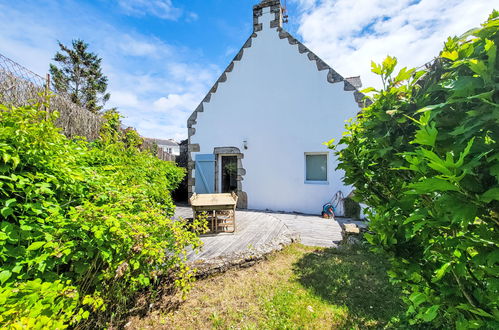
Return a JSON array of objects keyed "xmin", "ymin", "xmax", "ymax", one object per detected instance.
[
  {"xmin": 332, "ymin": 12, "xmax": 498, "ymax": 328},
  {"xmin": 0, "ymin": 102, "xmax": 204, "ymax": 328}
]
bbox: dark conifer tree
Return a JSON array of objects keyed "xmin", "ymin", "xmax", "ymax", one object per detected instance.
[{"xmin": 49, "ymin": 39, "xmax": 110, "ymax": 113}]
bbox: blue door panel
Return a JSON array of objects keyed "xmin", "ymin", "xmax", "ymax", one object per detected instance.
[{"xmin": 195, "ymin": 154, "xmax": 215, "ymax": 194}]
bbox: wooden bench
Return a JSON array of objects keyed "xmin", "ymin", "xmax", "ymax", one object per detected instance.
[{"xmin": 189, "ymin": 192, "xmax": 238, "ymax": 233}]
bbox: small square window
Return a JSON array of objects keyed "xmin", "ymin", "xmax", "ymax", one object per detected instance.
[{"xmin": 305, "ymin": 153, "xmax": 327, "ymax": 182}]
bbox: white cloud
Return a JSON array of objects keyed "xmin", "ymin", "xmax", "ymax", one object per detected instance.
[
  {"xmin": 105, "ymin": 65, "xmax": 217, "ymax": 140},
  {"xmin": 0, "ymin": 0, "xmax": 217, "ymax": 141},
  {"xmin": 153, "ymin": 93, "xmax": 200, "ymax": 112},
  {"xmin": 117, "ymin": 34, "xmax": 172, "ymax": 57},
  {"xmin": 6, "ymin": 0, "xmax": 490, "ymax": 143},
  {"xmin": 186, "ymin": 12, "xmax": 199, "ymax": 22},
  {"xmin": 109, "ymin": 90, "xmax": 140, "ymax": 108},
  {"xmin": 117, "ymin": 0, "xmax": 182, "ymax": 20},
  {"xmin": 133, "ymin": 119, "xmax": 187, "ymax": 142},
  {"xmin": 290, "ymin": 0, "xmax": 496, "ymax": 88}
]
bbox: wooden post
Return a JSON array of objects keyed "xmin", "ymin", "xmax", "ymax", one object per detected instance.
[{"xmin": 211, "ymin": 210, "xmax": 218, "ymax": 233}]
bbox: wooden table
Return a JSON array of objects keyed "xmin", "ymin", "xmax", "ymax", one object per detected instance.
[{"xmin": 189, "ymin": 192, "xmax": 238, "ymax": 233}]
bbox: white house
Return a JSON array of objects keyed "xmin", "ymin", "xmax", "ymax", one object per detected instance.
[
  {"xmin": 147, "ymin": 138, "xmax": 180, "ymax": 156},
  {"xmin": 187, "ymin": 0, "xmax": 368, "ymax": 215}
]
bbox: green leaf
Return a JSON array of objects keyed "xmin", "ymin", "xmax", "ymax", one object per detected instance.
[
  {"xmin": 371, "ymin": 60, "xmax": 382, "ymax": 75},
  {"xmin": 0, "ymin": 270, "xmax": 12, "ymax": 284},
  {"xmin": 406, "ymin": 178, "xmax": 459, "ymax": 194},
  {"xmin": 456, "ymin": 304, "xmax": 494, "ymax": 318},
  {"xmin": 468, "ymin": 59, "xmax": 487, "ymax": 76},
  {"xmin": 382, "ymin": 56, "xmax": 398, "ymax": 76},
  {"xmin": 394, "ymin": 67, "xmax": 415, "ymax": 83},
  {"xmin": 467, "ymin": 90, "xmax": 494, "ymax": 102},
  {"xmin": 11, "ymin": 155, "xmax": 20, "ymax": 169},
  {"xmin": 411, "ymin": 122, "xmax": 438, "ymax": 147},
  {"xmin": 2, "ymin": 153, "xmax": 11, "ymax": 163},
  {"xmin": 409, "ymin": 292, "xmax": 427, "ymax": 307},
  {"xmin": 455, "ymin": 137, "xmax": 475, "ymax": 167},
  {"xmin": 416, "ymin": 103, "xmax": 446, "ymax": 113},
  {"xmin": 360, "ymin": 87, "xmax": 376, "ymax": 93},
  {"xmin": 322, "ymin": 138, "xmax": 336, "ymax": 149},
  {"xmin": 484, "ymin": 38, "xmax": 496, "ymax": 73},
  {"xmin": 446, "ymin": 76, "xmax": 482, "ymax": 98},
  {"xmin": 27, "ymin": 241, "xmax": 46, "ymax": 251},
  {"xmin": 1, "ymin": 207, "xmax": 13, "ymax": 218},
  {"xmin": 441, "ymin": 50, "xmax": 459, "ymax": 61},
  {"xmin": 12, "ymin": 265, "xmax": 23, "ymax": 273},
  {"xmin": 403, "ymin": 213, "xmax": 425, "ymax": 224},
  {"xmin": 480, "ymin": 188, "xmax": 499, "ymax": 203},
  {"xmin": 418, "ymin": 148, "xmax": 443, "ymax": 164},
  {"xmin": 422, "ymin": 305, "xmax": 440, "ymax": 322},
  {"xmin": 433, "ymin": 262, "xmax": 451, "ymax": 282},
  {"xmin": 5, "ymin": 198, "xmax": 16, "ymax": 207},
  {"xmin": 428, "ymin": 161, "xmax": 453, "ymax": 176}
]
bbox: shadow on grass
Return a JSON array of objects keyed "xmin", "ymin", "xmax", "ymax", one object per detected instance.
[{"xmin": 293, "ymin": 243, "xmax": 405, "ymax": 328}]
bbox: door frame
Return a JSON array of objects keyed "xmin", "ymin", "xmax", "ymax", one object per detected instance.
[
  {"xmin": 217, "ymin": 154, "xmax": 239, "ymax": 193},
  {"xmin": 213, "ymin": 147, "xmax": 247, "ymax": 208}
]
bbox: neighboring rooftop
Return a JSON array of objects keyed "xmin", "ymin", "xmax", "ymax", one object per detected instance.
[{"xmin": 144, "ymin": 138, "xmax": 179, "ymax": 146}]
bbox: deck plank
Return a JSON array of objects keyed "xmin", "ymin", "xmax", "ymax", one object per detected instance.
[{"xmin": 174, "ymin": 206, "xmax": 346, "ymax": 262}]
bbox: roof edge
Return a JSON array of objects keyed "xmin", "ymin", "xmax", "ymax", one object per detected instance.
[
  {"xmin": 187, "ymin": 32, "xmax": 258, "ymax": 138},
  {"xmin": 276, "ymin": 27, "xmax": 370, "ymax": 109},
  {"xmin": 187, "ymin": 27, "xmax": 371, "ymax": 143}
]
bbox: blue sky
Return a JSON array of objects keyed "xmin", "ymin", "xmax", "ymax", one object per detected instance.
[{"xmin": 0, "ymin": 0, "xmax": 495, "ymax": 140}]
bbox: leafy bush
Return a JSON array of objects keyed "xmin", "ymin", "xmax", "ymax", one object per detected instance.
[
  {"xmin": 343, "ymin": 197, "xmax": 361, "ymax": 219},
  {"xmin": 0, "ymin": 102, "xmax": 204, "ymax": 328},
  {"xmin": 332, "ymin": 12, "xmax": 498, "ymax": 328}
]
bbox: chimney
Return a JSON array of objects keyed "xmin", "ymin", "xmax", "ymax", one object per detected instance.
[{"xmin": 253, "ymin": 0, "xmax": 283, "ymax": 32}]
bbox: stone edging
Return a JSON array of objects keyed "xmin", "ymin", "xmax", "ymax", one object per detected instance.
[
  {"xmin": 213, "ymin": 147, "xmax": 248, "ymax": 208},
  {"xmin": 276, "ymin": 27, "xmax": 371, "ymax": 109},
  {"xmin": 253, "ymin": 0, "xmax": 282, "ymax": 32},
  {"xmin": 187, "ymin": 30, "xmax": 259, "ymax": 196}
]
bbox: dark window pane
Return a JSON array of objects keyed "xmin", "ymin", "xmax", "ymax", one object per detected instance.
[{"xmin": 306, "ymin": 154, "xmax": 327, "ymax": 181}]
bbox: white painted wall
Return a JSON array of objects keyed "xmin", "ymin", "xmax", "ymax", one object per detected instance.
[
  {"xmin": 157, "ymin": 144, "xmax": 180, "ymax": 156},
  {"xmin": 191, "ymin": 9, "xmax": 359, "ymax": 215}
]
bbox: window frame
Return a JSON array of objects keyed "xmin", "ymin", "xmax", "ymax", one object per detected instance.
[{"xmin": 304, "ymin": 152, "xmax": 329, "ymax": 185}]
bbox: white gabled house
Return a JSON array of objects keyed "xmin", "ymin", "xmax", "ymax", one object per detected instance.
[
  {"xmin": 187, "ymin": 0, "xmax": 368, "ymax": 215},
  {"xmin": 146, "ymin": 138, "xmax": 180, "ymax": 156}
]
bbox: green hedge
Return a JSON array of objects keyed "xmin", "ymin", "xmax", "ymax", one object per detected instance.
[
  {"xmin": 332, "ymin": 11, "xmax": 498, "ymax": 328},
  {"xmin": 0, "ymin": 103, "xmax": 204, "ymax": 328}
]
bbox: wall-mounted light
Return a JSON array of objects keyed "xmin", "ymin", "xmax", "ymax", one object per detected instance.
[{"xmin": 243, "ymin": 140, "xmax": 248, "ymax": 150}]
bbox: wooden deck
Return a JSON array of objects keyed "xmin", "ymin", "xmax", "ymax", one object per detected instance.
[
  {"xmin": 269, "ymin": 212, "xmax": 343, "ymax": 247},
  {"xmin": 174, "ymin": 206, "xmax": 345, "ymax": 262}
]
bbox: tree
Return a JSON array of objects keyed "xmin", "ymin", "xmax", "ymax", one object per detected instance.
[
  {"xmin": 332, "ymin": 11, "xmax": 498, "ymax": 328},
  {"xmin": 49, "ymin": 39, "xmax": 110, "ymax": 113}
]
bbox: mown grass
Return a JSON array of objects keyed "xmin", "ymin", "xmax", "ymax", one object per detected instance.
[{"xmin": 129, "ymin": 243, "xmax": 405, "ymax": 329}]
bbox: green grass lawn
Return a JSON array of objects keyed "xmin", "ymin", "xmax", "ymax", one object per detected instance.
[{"xmin": 130, "ymin": 243, "xmax": 405, "ymax": 329}]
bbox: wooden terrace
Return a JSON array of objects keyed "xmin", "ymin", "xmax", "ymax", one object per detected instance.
[{"xmin": 174, "ymin": 206, "xmax": 345, "ymax": 263}]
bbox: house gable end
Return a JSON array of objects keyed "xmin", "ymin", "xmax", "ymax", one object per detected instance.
[
  {"xmin": 187, "ymin": 0, "xmax": 372, "ymax": 199},
  {"xmin": 187, "ymin": 27, "xmax": 370, "ymax": 139}
]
